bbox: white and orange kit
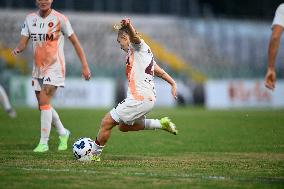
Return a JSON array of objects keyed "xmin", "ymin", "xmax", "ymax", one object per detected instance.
[
  {"xmin": 21, "ymin": 9, "xmax": 74, "ymax": 91},
  {"xmin": 272, "ymin": 4, "xmax": 284, "ymax": 28},
  {"xmin": 110, "ymin": 39, "xmax": 157, "ymax": 125}
]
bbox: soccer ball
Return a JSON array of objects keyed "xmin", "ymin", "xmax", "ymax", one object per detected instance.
[{"xmin": 72, "ymin": 137, "xmax": 94, "ymax": 161}]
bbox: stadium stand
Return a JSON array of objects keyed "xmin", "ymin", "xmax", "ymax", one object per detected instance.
[{"xmin": 0, "ymin": 9, "xmax": 282, "ymax": 80}]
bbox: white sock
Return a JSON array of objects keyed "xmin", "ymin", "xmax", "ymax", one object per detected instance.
[
  {"xmin": 51, "ymin": 107, "xmax": 66, "ymax": 136},
  {"xmin": 144, "ymin": 119, "xmax": 162, "ymax": 130},
  {"xmin": 0, "ymin": 85, "xmax": 12, "ymax": 111},
  {"xmin": 92, "ymin": 139, "xmax": 104, "ymax": 156},
  {"xmin": 39, "ymin": 106, "xmax": 52, "ymax": 144}
]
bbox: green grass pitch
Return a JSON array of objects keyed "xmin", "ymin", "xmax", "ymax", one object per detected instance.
[{"xmin": 0, "ymin": 107, "xmax": 283, "ymax": 189}]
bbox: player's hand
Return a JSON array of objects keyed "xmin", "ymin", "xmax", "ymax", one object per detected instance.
[
  {"xmin": 121, "ymin": 18, "xmax": 130, "ymax": 27},
  {"xmin": 82, "ymin": 66, "xmax": 91, "ymax": 81},
  {"xmin": 265, "ymin": 68, "xmax": 276, "ymax": 90},
  {"xmin": 171, "ymin": 83, "xmax": 177, "ymax": 100},
  {"xmin": 12, "ymin": 48, "xmax": 20, "ymax": 56}
]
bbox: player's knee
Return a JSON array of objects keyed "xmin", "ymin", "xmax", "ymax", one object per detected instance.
[
  {"xmin": 38, "ymin": 98, "xmax": 51, "ymax": 110},
  {"xmin": 38, "ymin": 96, "xmax": 50, "ymax": 107},
  {"xmin": 39, "ymin": 100, "xmax": 50, "ymax": 110}
]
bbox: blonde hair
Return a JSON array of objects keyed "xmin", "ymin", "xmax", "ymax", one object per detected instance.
[{"xmin": 113, "ymin": 23, "xmax": 141, "ymax": 38}]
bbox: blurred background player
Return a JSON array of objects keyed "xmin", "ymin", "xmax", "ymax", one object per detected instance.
[
  {"xmin": 265, "ymin": 3, "xmax": 284, "ymax": 90},
  {"xmin": 91, "ymin": 18, "xmax": 178, "ymax": 161},
  {"xmin": 12, "ymin": 0, "xmax": 91, "ymax": 152},
  {"xmin": 0, "ymin": 84, "xmax": 16, "ymax": 118}
]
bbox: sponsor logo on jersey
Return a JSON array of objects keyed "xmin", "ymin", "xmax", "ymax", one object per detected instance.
[{"xmin": 30, "ymin": 33, "xmax": 54, "ymax": 42}]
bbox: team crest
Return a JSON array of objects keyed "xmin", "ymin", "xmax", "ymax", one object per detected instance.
[{"xmin": 48, "ymin": 22, "xmax": 54, "ymax": 27}]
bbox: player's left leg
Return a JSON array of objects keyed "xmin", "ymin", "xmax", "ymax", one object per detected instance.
[
  {"xmin": 51, "ymin": 107, "xmax": 70, "ymax": 151},
  {"xmin": 0, "ymin": 85, "xmax": 16, "ymax": 118},
  {"xmin": 118, "ymin": 118, "xmax": 178, "ymax": 135}
]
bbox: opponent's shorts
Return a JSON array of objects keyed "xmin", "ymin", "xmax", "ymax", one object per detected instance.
[
  {"xmin": 32, "ymin": 75, "xmax": 65, "ymax": 91},
  {"xmin": 110, "ymin": 97, "xmax": 155, "ymax": 125}
]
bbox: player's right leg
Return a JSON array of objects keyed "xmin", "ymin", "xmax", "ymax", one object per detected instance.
[
  {"xmin": 34, "ymin": 79, "xmax": 70, "ymax": 152},
  {"xmin": 92, "ymin": 112, "xmax": 118, "ymax": 161},
  {"xmin": 33, "ymin": 83, "xmax": 57, "ymax": 152},
  {"xmin": 44, "ymin": 74, "xmax": 70, "ymax": 150}
]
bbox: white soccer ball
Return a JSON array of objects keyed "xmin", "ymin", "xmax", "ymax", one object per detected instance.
[{"xmin": 72, "ymin": 137, "xmax": 94, "ymax": 161}]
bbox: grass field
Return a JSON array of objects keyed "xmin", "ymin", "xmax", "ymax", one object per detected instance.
[{"xmin": 0, "ymin": 107, "xmax": 283, "ymax": 189}]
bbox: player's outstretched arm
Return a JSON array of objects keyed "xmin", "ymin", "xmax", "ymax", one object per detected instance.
[
  {"xmin": 121, "ymin": 18, "xmax": 141, "ymax": 44},
  {"xmin": 154, "ymin": 63, "xmax": 177, "ymax": 99},
  {"xmin": 265, "ymin": 25, "xmax": 284, "ymax": 90},
  {"xmin": 68, "ymin": 33, "xmax": 91, "ymax": 80},
  {"xmin": 12, "ymin": 36, "xmax": 29, "ymax": 56}
]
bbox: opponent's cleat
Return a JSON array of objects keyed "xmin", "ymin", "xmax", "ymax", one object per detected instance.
[
  {"xmin": 91, "ymin": 155, "xmax": 101, "ymax": 162},
  {"xmin": 160, "ymin": 117, "xmax": 178, "ymax": 135},
  {"xmin": 58, "ymin": 129, "xmax": 70, "ymax": 151},
  {"xmin": 33, "ymin": 143, "xmax": 49, "ymax": 152}
]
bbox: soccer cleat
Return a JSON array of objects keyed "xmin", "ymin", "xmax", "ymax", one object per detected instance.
[
  {"xmin": 160, "ymin": 117, "xmax": 178, "ymax": 135},
  {"xmin": 91, "ymin": 154, "xmax": 101, "ymax": 162},
  {"xmin": 58, "ymin": 129, "xmax": 71, "ymax": 151},
  {"xmin": 33, "ymin": 143, "xmax": 49, "ymax": 152}
]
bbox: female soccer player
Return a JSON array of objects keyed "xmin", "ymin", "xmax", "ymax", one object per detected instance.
[
  {"xmin": 12, "ymin": 0, "xmax": 91, "ymax": 152},
  {"xmin": 91, "ymin": 18, "xmax": 178, "ymax": 161}
]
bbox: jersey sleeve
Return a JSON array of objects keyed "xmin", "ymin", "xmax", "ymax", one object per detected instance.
[
  {"xmin": 153, "ymin": 59, "xmax": 157, "ymax": 66},
  {"xmin": 272, "ymin": 4, "xmax": 284, "ymax": 28},
  {"xmin": 20, "ymin": 18, "xmax": 29, "ymax": 37},
  {"xmin": 61, "ymin": 17, "xmax": 74, "ymax": 37}
]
